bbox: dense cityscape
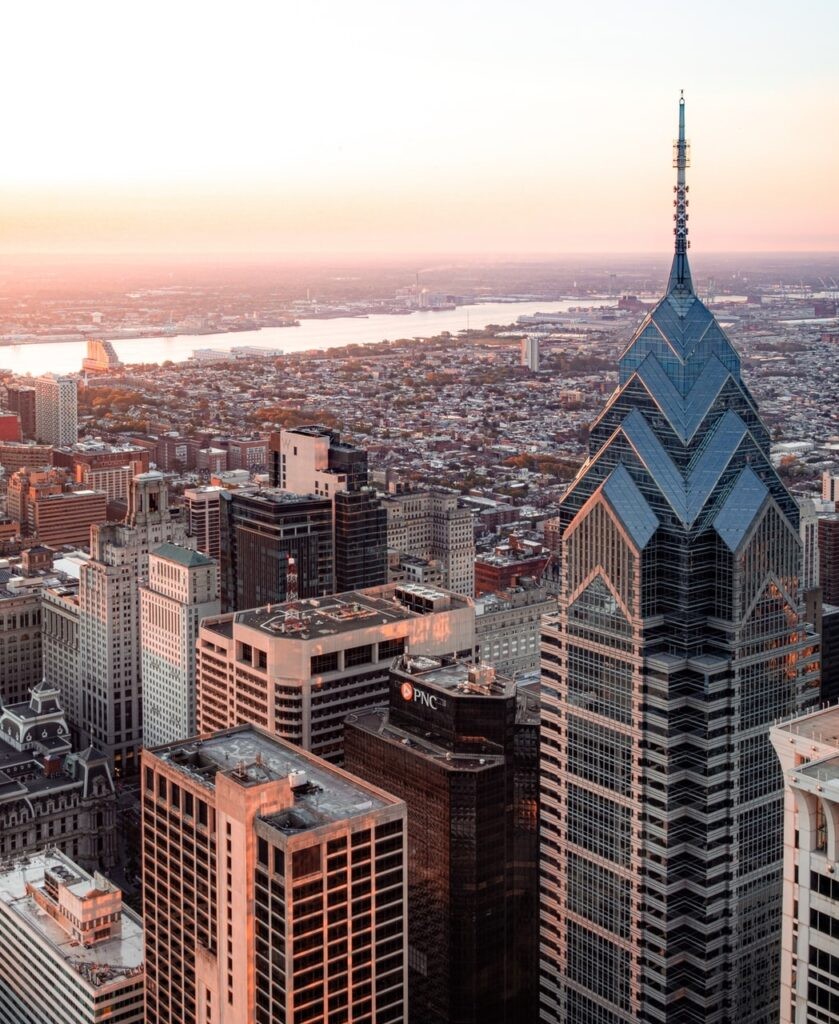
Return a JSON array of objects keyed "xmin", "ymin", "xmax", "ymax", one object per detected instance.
[{"xmin": 0, "ymin": 13, "xmax": 838, "ymax": 1019}]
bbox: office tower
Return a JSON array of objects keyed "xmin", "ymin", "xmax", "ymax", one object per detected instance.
[
  {"xmin": 819, "ymin": 515, "xmax": 839, "ymax": 604},
  {"xmin": 271, "ymin": 425, "xmax": 370, "ymax": 494},
  {"xmin": 185, "ymin": 484, "xmax": 223, "ymax": 559},
  {"xmin": 34, "ymin": 373, "xmax": 78, "ymax": 445},
  {"xmin": 539, "ymin": 97, "xmax": 818, "ymax": 1024},
  {"xmin": 770, "ymin": 705, "xmax": 839, "ymax": 1024},
  {"xmin": 82, "ymin": 337, "xmax": 122, "ymax": 372},
  {"xmin": 0, "ymin": 680, "xmax": 117, "ymax": 868},
  {"xmin": 821, "ymin": 604, "xmax": 839, "ymax": 703},
  {"xmin": 269, "ymin": 426, "xmax": 387, "ymax": 591},
  {"xmin": 334, "ymin": 487, "xmax": 388, "ymax": 591},
  {"xmin": 0, "ymin": 581, "xmax": 42, "ymax": 705},
  {"xmin": 5, "ymin": 384, "xmax": 36, "ymax": 438},
  {"xmin": 0, "ymin": 850, "xmax": 143, "ymax": 1024},
  {"xmin": 475, "ymin": 578, "xmax": 555, "ymax": 677},
  {"xmin": 823, "ymin": 468, "xmax": 839, "ymax": 506},
  {"xmin": 142, "ymin": 724, "xmax": 407, "ymax": 1024},
  {"xmin": 344, "ymin": 656, "xmax": 539, "ymax": 1024},
  {"xmin": 42, "ymin": 577, "xmax": 82, "ymax": 731},
  {"xmin": 197, "ymin": 582, "xmax": 475, "ymax": 762},
  {"xmin": 79, "ymin": 472, "xmax": 190, "ymax": 775},
  {"xmin": 140, "ymin": 543, "xmax": 220, "ymax": 747},
  {"xmin": 800, "ymin": 495, "xmax": 823, "ymax": 591},
  {"xmin": 521, "ymin": 334, "xmax": 540, "ymax": 371},
  {"xmin": 224, "ymin": 489, "xmax": 333, "ymax": 611},
  {"xmin": 384, "ymin": 488, "xmax": 476, "ymax": 596}
]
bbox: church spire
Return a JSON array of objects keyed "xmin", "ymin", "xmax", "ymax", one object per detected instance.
[{"xmin": 667, "ymin": 91, "xmax": 693, "ymax": 294}]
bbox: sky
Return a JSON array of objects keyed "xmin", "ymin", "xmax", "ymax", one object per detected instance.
[{"xmin": 1, "ymin": 0, "xmax": 837, "ymax": 257}]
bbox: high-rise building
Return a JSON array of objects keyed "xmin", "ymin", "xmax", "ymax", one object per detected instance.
[
  {"xmin": 79, "ymin": 472, "xmax": 190, "ymax": 775},
  {"xmin": 521, "ymin": 334, "xmax": 540, "ymax": 371},
  {"xmin": 819, "ymin": 515, "xmax": 839, "ymax": 604},
  {"xmin": 42, "ymin": 577, "xmax": 82, "ymax": 732},
  {"xmin": 5, "ymin": 384, "xmax": 36, "ymax": 438},
  {"xmin": 334, "ymin": 487, "xmax": 388, "ymax": 592},
  {"xmin": 270, "ymin": 425, "xmax": 370, "ymax": 494},
  {"xmin": 344, "ymin": 655, "xmax": 539, "ymax": 1024},
  {"xmin": 539, "ymin": 97, "xmax": 819, "ymax": 1024},
  {"xmin": 384, "ymin": 488, "xmax": 475, "ymax": 596},
  {"xmin": 34, "ymin": 373, "xmax": 78, "ymax": 446},
  {"xmin": 770, "ymin": 705, "xmax": 839, "ymax": 1024},
  {"xmin": 197, "ymin": 582, "xmax": 475, "ymax": 762},
  {"xmin": 142, "ymin": 724, "xmax": 407, "ymax": 1024},
  {"xmin": 0, "ymin": 850, "xmax": 143, "ymax": 1024},
  {"xmin": 822, "ymin": 604, "xmax": 839, "ymax": 704},
  {"xmin": 185, "ymin": 485, "xmax": 223, "ymax": 559},
  {"xmin": 82, "ymin": 337, "xmax": 122, "ymax": 372},
  {"xmin": 223, "ymin": 489, "xmax": 333, "ymax": 611},
  {"xmin": 269, "ymin": 426, "xmax": 388, "ymax": 592},
  {"xmin": 140, "ymin": 543, "xmax": 220, "ymax": 747},
  {"xmin": 800, "ymin": 495, "xmax": 824, "ymax": 592},
  {"xmin": 0, "ymin": 581, "xmax": 42, "ymax": 706},
  {"xmin": 823, "ymin": 468, "xmax": 839, "ymax": 506}
]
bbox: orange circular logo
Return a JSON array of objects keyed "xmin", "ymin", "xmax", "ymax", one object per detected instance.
[{"xmin": 400, "ymin": 682, "xmax": 414, "ymax": 702}]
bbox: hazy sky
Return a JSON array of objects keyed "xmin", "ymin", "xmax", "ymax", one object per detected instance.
[{"xmin": 2, "ymin": 0, "xmax": 837, "ymax": 256}]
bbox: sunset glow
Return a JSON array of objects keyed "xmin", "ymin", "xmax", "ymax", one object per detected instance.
[{"xmin": 2, "ymin": 0, "xmax": 836, "ymax": 256}]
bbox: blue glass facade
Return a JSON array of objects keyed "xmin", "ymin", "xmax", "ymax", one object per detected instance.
[{"xmin": 540, "ymin": 98, "xmax": 820, "ymax": 1023}]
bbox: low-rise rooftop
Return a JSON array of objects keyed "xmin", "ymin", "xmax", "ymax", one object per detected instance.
[{"xmin": 0, "ymin": 849, "xmax": 143, "ymax": 989}]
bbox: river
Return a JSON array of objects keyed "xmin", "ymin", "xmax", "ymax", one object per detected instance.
[{"xmin": 0, "ymin": 299, "xmax": 614, "ymax": 376}]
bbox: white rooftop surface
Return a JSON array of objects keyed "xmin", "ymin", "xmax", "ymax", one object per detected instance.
[
  {"xmin": 0, "ymin": 850, "xmax": 143, "ymax": 987},
  {"xmin": 52, "ymin": 552, "xmax": 90, "ymax": 579}
]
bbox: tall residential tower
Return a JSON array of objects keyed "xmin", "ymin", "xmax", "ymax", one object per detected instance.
[{"xmin": 539, "ymin": 97, "xmax": 818, "ymax": 1024}]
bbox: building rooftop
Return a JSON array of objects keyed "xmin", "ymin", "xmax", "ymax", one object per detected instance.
[
  {"xmin": 396, "ymin": 655, "xmax": 513, "ymax": 699},
  {"xmin": 347, "ymin": 708, "xmax": 505, "ymax": 771},
  {"xmin": 234, "ymin": 583, "xmax": 462, "ymax": 640},
  {"xmin": 0, "ymin": 850, "xmax": 143, "ymax": 988},
  {"xmin": 774, "ymin": 705, "xmax": 839, "ymax": 747},
  {"xmin": 152, "ymin": 724, "xmax": 397, "ymax": 826},
  {"xmin": 152, "ymin": 542, "xmax": 215, "ymax": 568}
]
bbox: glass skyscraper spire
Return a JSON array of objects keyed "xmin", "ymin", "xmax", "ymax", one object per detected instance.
[{"xmin": 539, "ymin": 96, "xmax": 819, "ymax": 1023}]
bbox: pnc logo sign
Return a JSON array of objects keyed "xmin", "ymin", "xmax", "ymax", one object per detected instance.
[{"xmin": 400, "ymin": 681, "xmax": 441, "ymax": 710}]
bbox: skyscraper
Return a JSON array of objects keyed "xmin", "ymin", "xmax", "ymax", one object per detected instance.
[
  {"xmin": 270, "ymin": 425, "xmax": 370, "ymax": 494},
  {"xmin": 142, "ymin": 724, "xmax": 407, "ymax": 1024},
  {"xmin": 34, "ymin": 373, "xmax": 78, "ymax": 446},
  {"xmin": 539, "ymin": 96, "xmax": 818, "ymax": 1023},
  {"xmin": 184, "ymin": 484, "xmax": 223, "ymax": 559},
  {"xmin": 344, "ymin": 656, "xmax": 539, "ymax": 1024},
  {"xmin": 770, "ymin": 704, "xmax": 839, "ymax": 1024},
  {"xmin": 521, "ymin": 334, "xmax": 540, "ymax": 371},
  {"xmin": 79, "ymin": 472, "xmax": 190, "ymax": 775},
  {"xmin": 222, "ymin": 489, "xmax": 333, "ymax": 611},
  {"xmin": 334, "ymin": 487, "xmax": 388, "ymax": 592},
  {"xmin": 140, "ymin": 542, "xmax": 220, "ymax": 747}
]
